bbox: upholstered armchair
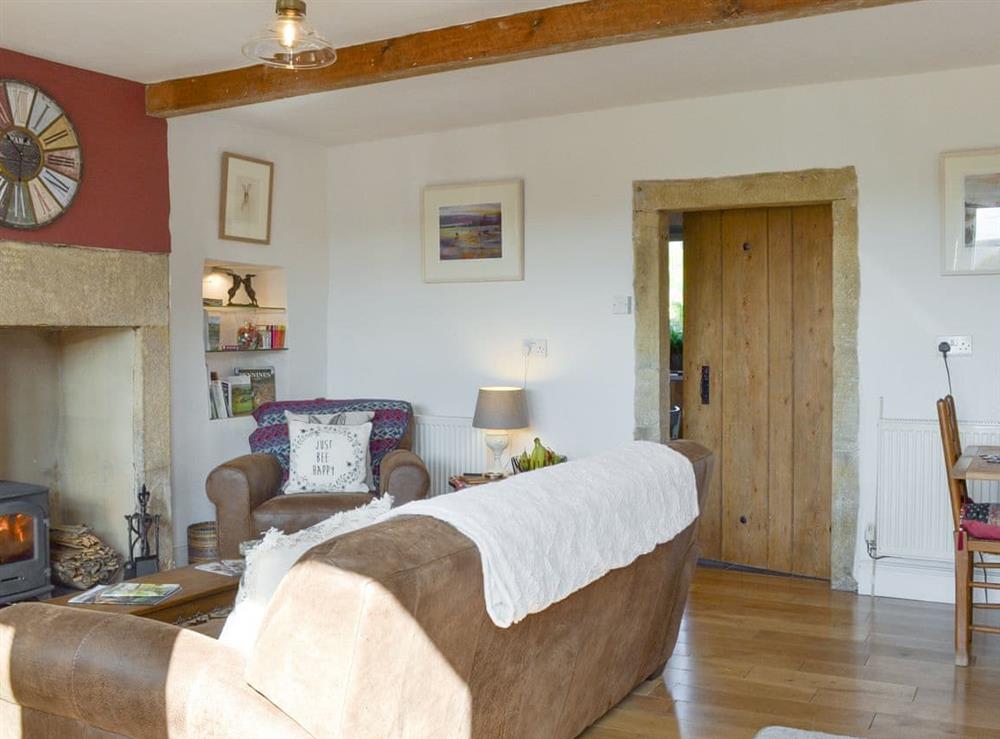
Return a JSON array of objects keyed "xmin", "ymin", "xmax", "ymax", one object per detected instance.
[{"xmin": 207, "ymin": 399, "xmax": 430, "ymax": 558}]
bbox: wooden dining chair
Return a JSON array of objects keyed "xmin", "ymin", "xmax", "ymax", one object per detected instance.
[
  {"xmin": 946, "ymin": 393, "xmax": 961, "ymax": 454},
  {"xmin": 937, "ymin": 396, "xmax": 1000, "ymax": 666}
]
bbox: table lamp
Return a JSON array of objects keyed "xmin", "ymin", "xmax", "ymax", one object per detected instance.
[{"xmin": 473, "ymin": 387, "xmax": 529, "ymax": 478}]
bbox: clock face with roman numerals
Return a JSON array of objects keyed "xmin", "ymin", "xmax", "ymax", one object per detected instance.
[{"xmin": 0, "ymin": 80, "xmax": 82, "ymax": 229}]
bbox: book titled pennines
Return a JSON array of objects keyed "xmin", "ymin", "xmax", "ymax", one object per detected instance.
[{"xmin": 234, "ymin": 367, "xmax": 276, "ymax": 409}]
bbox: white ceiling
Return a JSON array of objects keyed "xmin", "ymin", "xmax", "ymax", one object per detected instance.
[
  {"xmin": 204, "ymin": 0, "xmax": 1000, "ymax": 146},
  {"xmin": 0, "ymin": 0, "xmax": 564, "ymax": 82},
  {"xmin": 2, "ymin": 1, "xmax": 1000, "ymax": 147}
]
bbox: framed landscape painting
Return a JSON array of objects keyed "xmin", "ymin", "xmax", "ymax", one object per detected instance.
[
  {"xmin": 942, "ymin": 149, "xmax": 1000, "ymax": 275},
  {"xmin": 219, "ymin": 152, "xmax": 274, "ymax": 244},
  {"xmin": 422, "ymin": 180, "xmax": 523, "ymax": 282}
]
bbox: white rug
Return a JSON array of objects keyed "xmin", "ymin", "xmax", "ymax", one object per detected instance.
[{"xmin": 754, "ymin": 729, "xmax": 862, "ymax": 739}]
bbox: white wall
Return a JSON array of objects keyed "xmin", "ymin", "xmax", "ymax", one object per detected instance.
[
  {"xmin": 58, "ymin": 328, "xmax": 136, "ymax": 555},
  {"xmin": 327, "ymin": 63, "xmax": 1000, "ymax": 600},
  {"xmin": 0, "ymin": 330, "xmax": 60, "ymax": 491},
  {"xmin": 168, "ymin": 116, "xmax": 329, "ymax": 563}
]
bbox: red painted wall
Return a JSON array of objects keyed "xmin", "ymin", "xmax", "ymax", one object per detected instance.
[{"xmin": 0, "ymin": 48, "xmax": 170, "ymax": 253}]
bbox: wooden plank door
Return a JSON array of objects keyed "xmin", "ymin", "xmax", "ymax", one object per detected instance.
[{"xmin": 682, "ymin": 205, "xmax": 832, "ymax": 578}]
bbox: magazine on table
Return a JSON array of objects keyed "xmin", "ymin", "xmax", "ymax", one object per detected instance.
[
  {"xmin": 194, "ymin": 560, "xmax": 245, "ymax": 577},
  {"xmin": 67, "ymin": 584, "xmax": 112, "ymax": 604},
  {"xmin": 93, "ymin": 582, "xmax": 182, "ymax": 606}
]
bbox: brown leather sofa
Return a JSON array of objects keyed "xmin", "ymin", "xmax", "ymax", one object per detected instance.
[
  {"xmin": 0, "ymin": 441, "xmax": 711, "ymax": 739},
  {"xmin": 207, "ymin": 414, "xmax": 430, "ymax": 558}
]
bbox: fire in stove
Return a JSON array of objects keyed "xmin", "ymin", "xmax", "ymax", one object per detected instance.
[
  {"xmin": 0, "ymin": 481, "xmax": 52, "ymax": 603},
  {"xmin": 0, "ymin": 514, "xmax": 34, "ymax": 565}
]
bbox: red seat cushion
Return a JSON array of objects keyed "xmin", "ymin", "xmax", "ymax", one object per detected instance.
[{"xmin": 962, "ymin": 501, "xmax": 1000, "ymax": 540}]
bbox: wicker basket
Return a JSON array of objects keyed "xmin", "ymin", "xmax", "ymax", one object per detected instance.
[{"xmin": 187, "ymin": 521, "xmax": 219, "ymax": 564}]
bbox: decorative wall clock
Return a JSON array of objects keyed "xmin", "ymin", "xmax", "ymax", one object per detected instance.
[{"xmin": 0, "ymin": 79, "xmax": 83, "ymax": 229}]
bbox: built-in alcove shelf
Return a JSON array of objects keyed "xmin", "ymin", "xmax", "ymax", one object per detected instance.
[
  {"xmin": 202, "ymin": 260, "xmax": 288, "ymax": 422},
  {"xmin": 203, "ymin": 304, "xmax": 287, "ymax": 314},
  {"xmin": 206, "ymin": 348, "xmax": 289, "ymax": 354}
]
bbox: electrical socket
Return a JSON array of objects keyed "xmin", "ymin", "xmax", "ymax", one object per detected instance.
[
  {"xmin": 937, "ymin": 335, "xmax": 973, "ymax": 357},
  {"xmin": 523, "ymin": 339, "xmax": 548, "ymax": 358},
  {"xmin": 864, "ymin": 522, "xmax": 876, "ymax": 546}
]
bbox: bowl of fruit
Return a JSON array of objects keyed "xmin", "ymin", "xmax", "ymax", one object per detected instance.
[{"xmin": 512, "ymin": 438, "xmax": 567, "ymax": 473}]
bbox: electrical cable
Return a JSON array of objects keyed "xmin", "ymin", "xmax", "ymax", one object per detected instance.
[{"xmin": 938, "ymin": 341, "xmax": 954, "ymax": 395}]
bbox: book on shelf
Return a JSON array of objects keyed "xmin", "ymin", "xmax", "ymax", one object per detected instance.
[
  {"xmin": 258, "ymin": 324, "xmax": 286, "ymax": 349},
  {"xmin": 209, "ymin": 378, "xmax": 229, "ymax": 419},
  {"xmin": 93, "ymin": 582, "xmax": 181, "ymax": 606},
  {"xmin": 204, "ymin": 312, "xmax": 221, "ymax": 351},
  {"xmin": 226, "ymin": 375, "xmax": 255, "ymax": 416},
  {"xmin": 234, "ymin": 367, "xmax": 276, "ymax": 409}
]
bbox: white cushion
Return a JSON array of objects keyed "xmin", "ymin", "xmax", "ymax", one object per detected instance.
[
  {"xmin": 284, "ymin": 410, "xmax": 375, "ymax": 490},
  {"xmin": 285, "ymin": 420, "xmax": 372, "ymax": 493},
  {"xmin": 219, "ymin": 495, "xmax": 393, "ymax": 659}
]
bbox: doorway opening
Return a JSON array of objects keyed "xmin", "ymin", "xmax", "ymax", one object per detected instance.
[
  {"xmin": 667, "ymin": 215, "xmax": 684, "ymax": 440},
  {"xmin": 632, "ymin": 168, "xmax": 860, "ymax": 590}
]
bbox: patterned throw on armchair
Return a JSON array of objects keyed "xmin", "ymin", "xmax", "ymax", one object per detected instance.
[{"xmin": 207, "ymin": 399, "xmax": 430, "ymax": 558}]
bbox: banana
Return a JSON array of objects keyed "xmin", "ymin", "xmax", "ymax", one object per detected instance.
[
  {"xmin": 515, "ymin": 438, "xmax": 566, "ymax": 472},
  {"xmin": 530, "ymin": 438, "xmax": 547, "ymax": 470}
]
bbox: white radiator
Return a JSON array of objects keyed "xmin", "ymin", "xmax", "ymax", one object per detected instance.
[
  {"xmin": 413, "ymin": 415, "xmax": 486, "ymax": 496},
  {"xmin": 876, "ymin": 417, "xmax": 1000, "ymax": 561}
]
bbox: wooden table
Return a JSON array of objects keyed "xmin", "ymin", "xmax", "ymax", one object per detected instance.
[
  {"xmin": 48, "ymin": 565, "xmax": 239, "ymax": 625},
  {"xmin": 448, "ymin": 473, "xmax": 502, "ymax": 491},
  {"xmin": 951, "ymin": 445, "xmax": 1000, "ymax": 481}
]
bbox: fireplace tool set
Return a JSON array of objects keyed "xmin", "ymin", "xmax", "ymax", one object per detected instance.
[{"xmin": 124, "ymin": 485, "xmax": 160, "ymax": 579}]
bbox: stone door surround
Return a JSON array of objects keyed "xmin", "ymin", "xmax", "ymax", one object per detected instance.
[{"xmin": 632, "ymin": 168, "xmax": 859, "ymax": 590}]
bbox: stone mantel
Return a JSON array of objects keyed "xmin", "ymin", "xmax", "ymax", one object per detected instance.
[{"xmin": 0, "ymin": 241, "xmax": 168, "ymax": 328}]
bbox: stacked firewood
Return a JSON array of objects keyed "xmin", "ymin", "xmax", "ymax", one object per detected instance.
[{"xmin": 50, "ymin": 525, "xmax": 123, "ymax": 589}]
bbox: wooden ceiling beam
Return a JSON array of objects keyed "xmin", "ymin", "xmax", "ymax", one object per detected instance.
[{"xmin": 146, "ymin": 0, "xmax": 914, "ymax": 118}]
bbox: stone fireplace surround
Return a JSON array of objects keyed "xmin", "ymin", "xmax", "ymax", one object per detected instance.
[{"xmin": 0, "ymin": 241, "xmax": 172, "ymax": 567}]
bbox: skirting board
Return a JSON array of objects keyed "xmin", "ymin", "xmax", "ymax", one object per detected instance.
[{"xmin": 856, "ymin": 556, "xmax": 997, "ymax": 604}]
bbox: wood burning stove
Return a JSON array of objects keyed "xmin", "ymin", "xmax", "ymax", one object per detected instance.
[{"xmin": 0, "ymin": 481, "xmax": 52, "ymax": 602}]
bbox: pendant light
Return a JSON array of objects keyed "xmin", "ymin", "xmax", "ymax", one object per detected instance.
[{"xmin": 242, "ymin": 0, "xmax": 337, "ymax": 70}]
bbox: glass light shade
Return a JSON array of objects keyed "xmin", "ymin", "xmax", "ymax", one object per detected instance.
[{"xmin": 242, "ymin": 2, "xmax": 337, "ymax": 70}]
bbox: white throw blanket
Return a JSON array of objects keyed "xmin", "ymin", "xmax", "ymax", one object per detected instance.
[{"xmin": 381, "ymin": 441, "xmax": 698, "ymax": 628}]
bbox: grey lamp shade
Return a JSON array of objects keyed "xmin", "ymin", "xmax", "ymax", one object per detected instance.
[{"xmin": 472, "ymin": 387, "xmax": 529, "ymax": 430}]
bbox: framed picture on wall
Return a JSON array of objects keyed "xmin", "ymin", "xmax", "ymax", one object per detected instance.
[
  {"xmin": 942, "ymin": 148, "xmax": 1000, "ymax": 275},
  {"xmin": 422, "ymin": 179, "xmax": 523, "ymax": 282},
  {"xmin": 219, "ymin": 152, "xmax": 274, "ymax": 244}
]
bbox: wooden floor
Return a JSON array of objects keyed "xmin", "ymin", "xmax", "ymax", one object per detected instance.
[{"xmin": 584, "ymin": 566, "xmax": 1000, "ymax": 739}]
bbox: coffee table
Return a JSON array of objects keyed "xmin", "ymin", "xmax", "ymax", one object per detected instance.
[{"xmin": 48, "ymin": 565, "xmax": 239, "ymax": 626}]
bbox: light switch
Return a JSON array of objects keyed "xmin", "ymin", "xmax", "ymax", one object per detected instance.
[{"xmin": 612, "ymin": 295, "xmax": 633, "ymax": 315}]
